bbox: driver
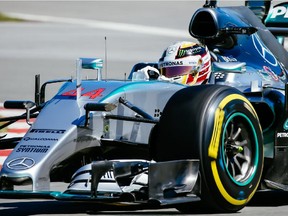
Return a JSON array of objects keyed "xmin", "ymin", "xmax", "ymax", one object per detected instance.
[{"xmin": 133, "ymin": 41, "xmax": 212, "ymax": 85}]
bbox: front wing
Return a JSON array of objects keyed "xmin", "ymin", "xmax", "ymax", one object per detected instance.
[{"xmin": 0, "ymin": 159, "xmax": 200, "ymax": 209}]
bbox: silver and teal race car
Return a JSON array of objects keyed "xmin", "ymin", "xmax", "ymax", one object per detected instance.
[{"xmin": 1, "ymin": 0, "xmax": 288, "ymax": 213}]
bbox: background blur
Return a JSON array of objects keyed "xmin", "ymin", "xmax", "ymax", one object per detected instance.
[{"xmin": 0, "ymin": 1, "xmax": 249, "ymax": 101}]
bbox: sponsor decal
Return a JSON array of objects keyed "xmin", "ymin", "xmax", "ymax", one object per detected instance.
[
  {"xmin": 16, "ymin": 145, "xmax": 50, "ymax": 153},
  {"xmin": 177, "ymin": 46, "xmax": 203, "ymax": 58},
  {"xmin": 263, "ymin": 66, "xmax": 279, "ymax": 81},
  {"xmin": 7, "ymin": 157, "xmax": 35, "ymax": 170},
  {"xmin": 277, "ymin": 132, "xmax": 288, "ymax": 138},
  {"xmin": 177, "ymin": 49, "xmax": 186, "ymax": 57},
  {"xmin": 23, "ymin": 137, "xmax": 58, "ymax": 142},
  {"xmin": 252, "ymin": 34, "xmax": 278, "ymax": 67},
  {"xmin": 214, "ymin": 72, "xmax": 226, "ymax": 80},
  {"xmin": 102, "ymin": 171, "xmax": 114, "ymax": 180},
  {"xmin": 159, "ymin": 61, "xmax": 183, "ymax": 68},
  {"xmin": 209, "ymin": 94, "xmax": 258, "ymax": 205},
  {"xmin": 269, "ymin": 5, "xmax": 288, "ymax": 19},
  {"xmin": 167, "ymin": 45, "xmax": 177, "ymax": 54},
  {"xmin": 220, "ymin": 56, "xmax": 237, "ymax": 62},
  {"xmin": 154, "ymin": 109, "xmax": 162, "ymax": 118},
  {"xmin": 30, "ymin": 129, "xmax": 66, "ymax": 134}
]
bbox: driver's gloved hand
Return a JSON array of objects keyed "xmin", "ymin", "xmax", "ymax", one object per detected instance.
[{"xmin": 132, "ymin": 66, "xmax": 160, "ymax": 81}]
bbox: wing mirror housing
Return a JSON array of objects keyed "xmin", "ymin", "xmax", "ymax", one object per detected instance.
[{"xmin": 3, "ymin": 100, "xmax": 36, "ymax": 125}]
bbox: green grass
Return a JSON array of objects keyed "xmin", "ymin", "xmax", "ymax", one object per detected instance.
[{"xmin": 0, "ymin": 13, "xmax": 24, "ymax": 22}]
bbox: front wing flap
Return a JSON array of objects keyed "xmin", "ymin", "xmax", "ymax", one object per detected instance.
[{"xmin": 0, "ymin": 159, "xmax": 200, "ymax": 208}]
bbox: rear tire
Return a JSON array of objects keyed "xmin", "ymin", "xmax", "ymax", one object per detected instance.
[{"xmin": 150, "ymin": 85, "xmax": 263, "ymax": 213}]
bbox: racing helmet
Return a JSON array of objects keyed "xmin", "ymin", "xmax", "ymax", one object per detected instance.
[{"xmin": 158, "ymin": 41, "xmax": 211, "ymax": 85}]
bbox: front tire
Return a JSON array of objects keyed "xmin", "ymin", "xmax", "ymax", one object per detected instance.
[{"xmin": 150, "ymin": 85, "xmax": 263, "ymax": 213}]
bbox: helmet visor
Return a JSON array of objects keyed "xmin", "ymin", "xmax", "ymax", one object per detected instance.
[{"xmin": 160, "ymin": 66, "xmax": 197, "ymax": 78}]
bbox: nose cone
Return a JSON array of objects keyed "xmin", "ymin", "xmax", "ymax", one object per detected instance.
[{"xmin": 0, "ymin": 99, "xmax": 83, "ymax": 190}]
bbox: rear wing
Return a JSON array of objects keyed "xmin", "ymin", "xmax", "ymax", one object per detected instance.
[
  {"xmin": 246, "ymin": 1, "xmax": 288, "ymax": 45},
  {"xmin": 265, "ymin": 2, "xmax": 288, "ymax": 27},
  {"xmin": 245, "ymin": 0, "xmax": 271, "ymax": 22}
]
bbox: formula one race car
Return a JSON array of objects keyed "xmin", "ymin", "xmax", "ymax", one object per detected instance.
[{"xmin": 1, "ymin": 0, "xmax": 288, "ymax": 213}]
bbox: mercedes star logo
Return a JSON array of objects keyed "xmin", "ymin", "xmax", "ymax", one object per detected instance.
[
  {"xmin": 7, "ymin": 157, "xmax": 36, "ymax": 170},
  {"xmin": 252, "ymin": 34, "xmax": 278, "ymax": 67}
]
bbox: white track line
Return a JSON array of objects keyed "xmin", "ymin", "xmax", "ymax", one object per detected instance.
[{"xmin": 6, "ymin": 12, "xmax": 190, "ymax": 38}]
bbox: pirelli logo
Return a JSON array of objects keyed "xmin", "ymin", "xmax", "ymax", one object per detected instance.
[{"xmin": 30, "ymin": 129, "xmax": 66, "ymax": 134}]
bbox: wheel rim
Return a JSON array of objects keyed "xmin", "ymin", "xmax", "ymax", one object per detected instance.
[{"xmin": 221, "ymin": 113, "xmax": 259, "ymax": 186}]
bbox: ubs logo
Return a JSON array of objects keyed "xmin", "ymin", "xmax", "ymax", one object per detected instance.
[
  {"xmin": 7, "ymin": 157, "xmax": 35, "ymax": 170},
  {"xmin": 252, "ymin": 34, "xmax": 278, "ymax": 67}
]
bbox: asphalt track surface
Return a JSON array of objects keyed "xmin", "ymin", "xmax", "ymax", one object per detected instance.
[{"xmin": 1, "ymin": 1, "xmax": 288, "ymax": 215}]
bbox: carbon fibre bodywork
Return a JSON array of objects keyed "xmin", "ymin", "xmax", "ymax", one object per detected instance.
[{"xmin": 1, "ymin": 80, "xmax": 185, "ymax": 191}]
